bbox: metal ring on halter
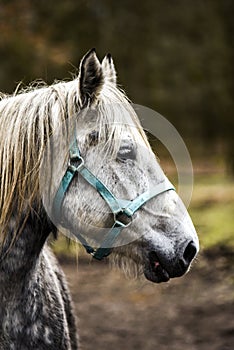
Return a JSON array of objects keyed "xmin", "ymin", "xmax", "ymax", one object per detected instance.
[
  {"xmin": 68, "ymin": 156, "xmax": 84, "ymax": 172},
  {"xmin": 114, "ymin": 210, "xmax": 133, "ymax": 228}
]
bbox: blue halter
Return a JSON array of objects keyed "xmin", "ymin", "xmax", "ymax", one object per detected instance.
[{"xmin": 52, "ymin": 135, "xmax": 175, "ymax": 260}]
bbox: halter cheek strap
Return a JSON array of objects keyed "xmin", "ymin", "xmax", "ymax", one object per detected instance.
[{"xmin": 52, "ymin": 137, "xmax": 175, "ymax": 260}]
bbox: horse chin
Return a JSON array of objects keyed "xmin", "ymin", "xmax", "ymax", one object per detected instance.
[
  {"xmin": 143, "ymin": 265, "xmax": 170, "ymax": 283},
  {"xmin": 143, "ymin": 251, "xmax": 170, "ymax": 283}
]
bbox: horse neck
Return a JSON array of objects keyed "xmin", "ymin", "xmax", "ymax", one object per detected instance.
[{"xmin": 0, "ymin": 205, "xmax": 55, "ymax": 297}]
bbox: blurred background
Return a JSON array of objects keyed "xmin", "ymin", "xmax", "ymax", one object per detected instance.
[{"xmin": 1, "ymin": 1, "xmax": 233, "ymax": 349}]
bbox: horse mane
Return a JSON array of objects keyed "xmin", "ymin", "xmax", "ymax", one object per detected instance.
[{"xmin": 0, "ymin": 77, "xmax": 149, "ymax": 244}]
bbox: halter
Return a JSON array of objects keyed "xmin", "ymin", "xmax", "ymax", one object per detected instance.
[{"xmin": 52, "ymin": 133, "xmax": 175, "ymax": 260}]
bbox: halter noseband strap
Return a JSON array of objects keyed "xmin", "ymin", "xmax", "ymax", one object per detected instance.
[{"xmin": 52, "ymin": 136, "xmax": 175, "ymax": 260}]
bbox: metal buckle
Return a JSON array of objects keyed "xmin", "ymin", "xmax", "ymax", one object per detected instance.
[
  {"xmin": 68, "ymin": 156, "xmax": 84, "ymax": 172},
  {"xmin": 114, "ymin": 210, "xmax": 133, "ymax": 227}
]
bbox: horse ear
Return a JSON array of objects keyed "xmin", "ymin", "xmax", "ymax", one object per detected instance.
[
  {"xmin": 78, "ymin": 48, "xmax": 104, "ymax": 106},
  {"xmin": 102, "ymin": 53, "xmax": 117, "ymax": 85}
]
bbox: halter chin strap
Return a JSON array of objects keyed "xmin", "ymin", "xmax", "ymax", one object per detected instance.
[{"xmin": 52, "ymin": 137, "xmax": 175, "ymax": 260}]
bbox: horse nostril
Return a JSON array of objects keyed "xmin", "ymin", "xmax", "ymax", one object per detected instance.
[
  {"xmin": 183, "ymin": 241, "xmax": 197, "ymax": 266},
  {"xmin": 178, "ymin": 241, "xmax": 197, "ymax": 273}
]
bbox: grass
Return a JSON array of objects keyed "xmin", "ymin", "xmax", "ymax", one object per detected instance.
[
  {"xmin": 50, "ymin": 234, "xmax": 84, "ymax": 258},
  {"xmin": 189, "ymin": 173, "xmax": 234, "ymax": 250}
]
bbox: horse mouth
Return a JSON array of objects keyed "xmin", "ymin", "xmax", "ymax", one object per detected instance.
[{"xmin": 144, "ymin": 251, "xmax": 170, "ymax": 283}]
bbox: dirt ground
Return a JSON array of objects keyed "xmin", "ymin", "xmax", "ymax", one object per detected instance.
[{"xmin": 60, "ymin": 247, "xmax": 234, "ymax": 350}]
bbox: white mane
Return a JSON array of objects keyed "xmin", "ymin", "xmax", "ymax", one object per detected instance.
[{"xmin": 0, "ymin": 76, "xmax": 149, "ymax": 243}]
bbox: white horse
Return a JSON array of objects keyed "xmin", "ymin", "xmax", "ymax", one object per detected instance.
[{"xmin": 0, "ymin": 49, "xmax": 199, "ymax": 349}]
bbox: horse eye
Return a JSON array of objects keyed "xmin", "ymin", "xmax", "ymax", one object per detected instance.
[
  {"xmin": 117, "ymin": 143, "xmax": 136, "ymax": 161},
  {"xmin": 88, "ymin": 131, "xmax": 99, "ymax": 145}
]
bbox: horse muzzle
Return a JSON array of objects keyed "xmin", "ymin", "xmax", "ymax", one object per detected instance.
[{"xmin": 144, "ymin": 240, "xmax": 198, "ymax": 283}]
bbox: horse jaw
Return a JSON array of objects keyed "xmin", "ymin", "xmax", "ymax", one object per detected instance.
[{"xmin": 111, "ymin": 192, "xmax": 199, "ymax": 284}]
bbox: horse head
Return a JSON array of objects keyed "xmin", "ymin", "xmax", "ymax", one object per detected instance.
[{"xmin": 41, "ymin": 49, "xmax": 199, "ymax": 283}]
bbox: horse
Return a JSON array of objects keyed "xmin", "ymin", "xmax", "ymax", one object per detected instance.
[{"xmin": 0, "ymin": 49, "xmax": 199, "ymax": 349}]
